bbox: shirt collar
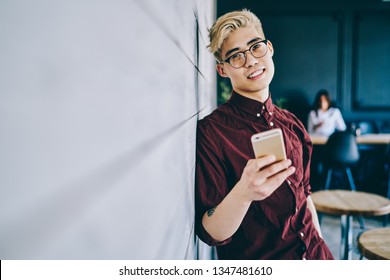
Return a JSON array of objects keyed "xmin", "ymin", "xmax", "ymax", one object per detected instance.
[{"xmin": 227, "ymin": 90, "xmax": 275, "ymax": 117}]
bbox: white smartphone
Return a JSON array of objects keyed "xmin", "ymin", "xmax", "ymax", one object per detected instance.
[{"xmin": 251, "ymin": 128, "xmax": 287, "ymax": 161}]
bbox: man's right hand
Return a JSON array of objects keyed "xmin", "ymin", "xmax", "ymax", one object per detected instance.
[{"xmin": 235, "ymin": 155, "xmax": 295, "ymax": 203}]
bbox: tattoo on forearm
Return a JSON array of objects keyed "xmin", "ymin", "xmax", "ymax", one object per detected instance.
[{"xmin": 207, "ymin": 207, "xmax": 216, "ymax": 217}]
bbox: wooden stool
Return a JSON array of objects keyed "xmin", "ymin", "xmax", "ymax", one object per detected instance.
[
  {"xmin": 358, "ymin": 227, "xmax": 390, "ymax": 260},
  {"xmin": 311, "ymin": 190, "xmax": 390, "ymax": 259}
]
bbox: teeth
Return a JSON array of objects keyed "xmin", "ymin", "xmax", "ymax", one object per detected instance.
[{"xmin": 248, "ymin": 69, "xmax": 264, "ymax": 78}]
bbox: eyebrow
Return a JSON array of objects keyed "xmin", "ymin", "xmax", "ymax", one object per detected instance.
[{"xmin": 224, "ymin": 37, "xmax": 263, "ymax": 59}]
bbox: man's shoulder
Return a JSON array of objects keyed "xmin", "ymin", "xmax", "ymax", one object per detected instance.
[
  {"xmin": 273, "ymin": 106, "xmax": 307, "ymax": 133},
  {"xmin": 274, "ymin": 105, "xmax": 300, "ymax": 120}
]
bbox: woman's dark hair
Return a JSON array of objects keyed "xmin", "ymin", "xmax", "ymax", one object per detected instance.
[{"xmin": 313, "ymin": 89, "xmax": 331, "ymax": 110}]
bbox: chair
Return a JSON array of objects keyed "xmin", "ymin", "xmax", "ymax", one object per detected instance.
[
  {"xmin": 321, "ymin": 130, "xmax": 365, "ymax": 229},
  {"xmin": 323, "ymin": 130, "xmax": 360, "ymax": 191},
  {"xmin": 358, "ymin": 227, "xmax": 390, "ymax": 260},
  {"xmin": 312, "ymin": 190, "xmax": 390, "ymax": 259}
]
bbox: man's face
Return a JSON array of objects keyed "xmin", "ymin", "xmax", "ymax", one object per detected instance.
[{"xmin": 217, "ymin": 25, "xmax": 275, "ymax": 101}]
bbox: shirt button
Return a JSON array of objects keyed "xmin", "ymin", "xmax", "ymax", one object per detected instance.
[
  {"xmin": 262, "ymin": 106, "xmax": 265, "ymax": 110},
  {"xmin": 270, "ymin": 122, "xmax": 274, "ymax": 126},
  {"xmin": 256, "ymin": 113, "xmax": 260, "ymax": 117},
  {"xmin": 269, "ymin": 112, "xmax": 273, "ymax": 115},
  {"xmin": 300, "ymin": 232, "xmax": 305, "ymax": 237}
]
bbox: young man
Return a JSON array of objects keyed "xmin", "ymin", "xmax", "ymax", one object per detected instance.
[{"xmin": 195, "ymin": 9, "xmax": 334, "ymax": 260}]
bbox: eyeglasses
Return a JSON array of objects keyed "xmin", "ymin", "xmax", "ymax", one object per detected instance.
[{"xmin": 220, "ymin": 39, "xmax": 269, "ymax": 69}]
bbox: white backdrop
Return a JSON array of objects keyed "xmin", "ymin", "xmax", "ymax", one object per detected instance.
[{"xmin": 0, "ymin": 0, "xmax": 216, "ymax": 259}]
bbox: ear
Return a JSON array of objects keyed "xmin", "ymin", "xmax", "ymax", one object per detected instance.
[
  {"xmin": 267, "ymin": 40, "xmax": 274, "ymax": 57},
  {"xmin": 216, "ymin": 63, "xmax": 229, "ymax": 78}
]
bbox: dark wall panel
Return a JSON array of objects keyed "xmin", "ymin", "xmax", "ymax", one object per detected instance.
[
  {"xmin": 260, "ymin": 14, "xmax": 340, "ymax": 123},
  {"xmin": 353, "ymin": 13, "xmax": 390, "ymax": 110}
]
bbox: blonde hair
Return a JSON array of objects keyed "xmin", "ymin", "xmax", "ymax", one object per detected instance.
[{"xmin": 208, "ymin": 9, "xmax": 264, "ymax": 61}]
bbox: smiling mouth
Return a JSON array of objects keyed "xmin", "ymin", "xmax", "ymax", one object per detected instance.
[{"xmin": 248, "ymin": 69, "xmax": 265, "ymax": 79}]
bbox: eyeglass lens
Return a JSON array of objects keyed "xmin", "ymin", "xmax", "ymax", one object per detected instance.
[{"xmin": 229, "ymin": 41, "xmax": 268, "ymax": 68}]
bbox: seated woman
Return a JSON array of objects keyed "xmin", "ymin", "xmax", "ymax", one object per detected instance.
[{"xmin": 308, "ymin": 89, "xmax": 346, "ymax": 136}]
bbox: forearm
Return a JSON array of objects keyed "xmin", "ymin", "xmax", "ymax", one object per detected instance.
[
  {"xmin": 201, "ymin": 156, "xmax": 295, "ymax": 242},
  {"xmin": 202, "ymin": 182, "xmax": 251, "ymax": 242},
  {"xmin": 307, "ymin": 195, "xmax": 323, "ymax": 238}
]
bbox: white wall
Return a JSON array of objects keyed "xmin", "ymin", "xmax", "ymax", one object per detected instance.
[{"xmin": 0, "ymin": 0, "xmax": 215, "ymax": 259}]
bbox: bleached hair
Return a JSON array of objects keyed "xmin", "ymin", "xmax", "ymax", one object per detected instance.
[{"xmin": 208, "ymin": 9, "xmax": 264, "ymax": 61}]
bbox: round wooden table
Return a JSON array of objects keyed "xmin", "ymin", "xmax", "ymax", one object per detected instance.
[
  {"xmin": 358, "ymin": 227, "xmax": 390, "ymax": 260},
  {"xmin": 311, "ymin": 190, "xmax": 390, "ymax": 260}
]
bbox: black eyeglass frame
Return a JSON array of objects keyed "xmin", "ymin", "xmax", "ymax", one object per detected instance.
[{"xmin": 219, "ymin": 39, "xmax": 269, "ymax": 69}]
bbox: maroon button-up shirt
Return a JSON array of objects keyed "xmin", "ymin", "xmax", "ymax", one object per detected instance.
[{"xmin": 195, "ymin": 91, "xmax": 334, "ymax": 260}]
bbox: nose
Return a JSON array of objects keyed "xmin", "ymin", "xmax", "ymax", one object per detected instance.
[{"xmin": 244, "ymin": 50, "xmax": 258, "ymax": 68}]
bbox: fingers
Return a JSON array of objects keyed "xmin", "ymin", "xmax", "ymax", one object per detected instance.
[
  {"xmin": 252, "ymin": 158, "xmax": 294, "ymax": 188},
  {"xmin": 245, "ymin": 155, "xmax": 293, "ymax": 176},
  {"xmin": 242, "ymin": 156, "xmax": 296, "ymax": 197},
  {"xmin": 249, "ymin": 163, "xmax": 295, "ymax": 200},
  {"xmin": 265, "ymin": 165, "xmax": 296, "ymax": 188},
  {"xmin": 259, "ymin": 158, "xmax": 293, "ymax": 178},
  {"xmin": 247, "ymin": 154, "xmax": 277, "ymax": 172}
]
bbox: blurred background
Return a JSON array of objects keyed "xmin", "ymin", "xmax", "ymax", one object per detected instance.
[
  {"xmin": 218, "ymin": 0, "xmax": 390, "ymax": 126},
  {"xmin": 0, "ymin": 0, "xmax": 389, "ymax": 259},
  {"xmin": 218, "ymin": 0, "xmax": 390, "ymax": 197}
]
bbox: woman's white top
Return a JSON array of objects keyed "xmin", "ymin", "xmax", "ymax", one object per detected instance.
[{"xmin": 307, "ymin": 107, "xmax": 347, "ymax": 136}]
